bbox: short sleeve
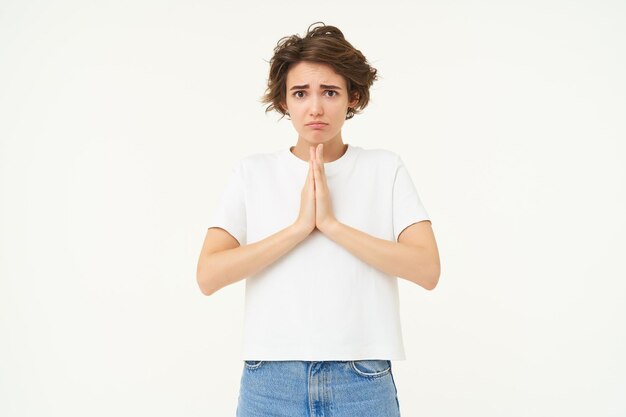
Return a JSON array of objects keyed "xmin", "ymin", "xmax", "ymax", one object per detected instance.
[
  {"xmin": 392, "ymin": 155, "xmax": 430, "ymax": 242},
  {"xmin": 207, "ymin": 160, "xmax": 247, "ymax": 246}
]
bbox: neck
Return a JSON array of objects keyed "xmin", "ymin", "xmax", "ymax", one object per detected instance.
[{"xmin": 290, "ymin": 137, "xmax": 348, "ymax": 163}]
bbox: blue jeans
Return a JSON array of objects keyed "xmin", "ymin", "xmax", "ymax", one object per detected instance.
[{"xmin": 236, "ymin": 360, "xmax": 401, "ymax": 417}]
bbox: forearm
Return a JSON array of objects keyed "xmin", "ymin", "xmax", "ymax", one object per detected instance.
[
  {"xmin": 324, "ymin": 221, "xmax": 439, "ymax": 290},
  {"xmin": 197, "ymin": 224, "xmax": 308, "ymax": 295}
]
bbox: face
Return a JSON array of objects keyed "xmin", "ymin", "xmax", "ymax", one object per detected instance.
[{"xmin": 281, "ymin": 61, "xmax": 359, "ymax": 145}]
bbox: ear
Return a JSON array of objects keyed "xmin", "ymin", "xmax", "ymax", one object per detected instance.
[{"xmin": 348, "ymin": 92, "xmax": 360, "ymax": 108}]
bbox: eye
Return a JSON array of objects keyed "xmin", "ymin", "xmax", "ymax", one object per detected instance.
[
  {"xmin": 326, "ymin": 90, "xmax": 338, "ymax": 97},
  {"xmin": 293, "ymin": 91, "xmax": 305, "ymax": 98}
]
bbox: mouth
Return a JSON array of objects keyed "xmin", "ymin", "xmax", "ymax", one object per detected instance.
[{"xmin": 306, "ymin": 122, "xmax": 328, "ymax": 128}]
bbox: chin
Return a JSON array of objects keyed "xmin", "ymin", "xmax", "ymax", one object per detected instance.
[{"xmin": 302, "ymin": 133, "xmax": 325, "ymax": 141}]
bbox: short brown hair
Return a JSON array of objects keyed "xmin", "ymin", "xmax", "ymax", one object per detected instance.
[{"xmin": 260, "ymin": 22, "xmax": 379, "ymax": 120}]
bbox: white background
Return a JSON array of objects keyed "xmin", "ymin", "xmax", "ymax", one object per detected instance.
[{"xmin": 1, "ymin": 0, "xmax": 624, "ymax": 416}]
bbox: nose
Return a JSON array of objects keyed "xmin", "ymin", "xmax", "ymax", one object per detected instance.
[{"xmin": 309, "ymin": 95, "xmax": 323, "ymax": 117}]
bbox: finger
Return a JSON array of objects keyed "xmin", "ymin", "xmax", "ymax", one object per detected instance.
[
  {"xmin": 311, "ymin": 160, "xmax": 318, "ymax": 193},
  {"xmin": 316, "ymin": 145, "xmax": 325, "ymax": 177},
  {"xmin": 314, "ymin": 160, "xmax": 324, "ymax": 190},
  {"xmin": 312, "ymin": 156, "xmax": 319, "ymax": 184},
  {"xmin": 308, "ymin": 147, "xmax": 316, "ymax": 175}
]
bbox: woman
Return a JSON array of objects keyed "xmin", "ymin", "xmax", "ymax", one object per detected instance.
[{"xmin": 197, "ymin": 22, "xmax": 440, "ymax": 417}]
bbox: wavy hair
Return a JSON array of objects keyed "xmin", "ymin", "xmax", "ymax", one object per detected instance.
[{"xmin": 260, "ymin": 22, "xmax": 379, "ymax": 120}]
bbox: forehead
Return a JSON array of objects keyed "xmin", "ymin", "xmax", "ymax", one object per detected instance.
[{"xmin": 286, "ymin": 61, "xmax": 345, "ymax": 87}]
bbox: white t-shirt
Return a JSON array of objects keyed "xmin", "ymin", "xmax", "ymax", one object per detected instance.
[{"xmin": 207, "ymin": 144, "xmax": 431, "ymax": 361}]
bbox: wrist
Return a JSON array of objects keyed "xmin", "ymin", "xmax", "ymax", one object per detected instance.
[
  {"xmin": 319, "ymin": 218, "xmax": 340, "ymax": 238},
  {"xmin": 290, "ymin": 222, "xmax": 311, "ymax": 241}
]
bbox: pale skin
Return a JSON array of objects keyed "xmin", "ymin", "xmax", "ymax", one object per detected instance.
[{"xmin": 197, "ymin": 61, "xmax": 440, "ymax": 295}]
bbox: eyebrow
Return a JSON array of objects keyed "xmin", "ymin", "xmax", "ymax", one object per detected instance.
[{"xmin": 289, "ymin": 84, "xmax": 342, "ymax": 91}]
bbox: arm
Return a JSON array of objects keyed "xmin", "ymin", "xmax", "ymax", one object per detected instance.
[
  {"xmin": 199, "ymin": 149, "xmax": 318, "ymax": 296},
  {"xmin": 196, "ymin": 224, "xmax": 308, "ymax": 296},
  {"xmin": 322, "ymin": 219, "xmax": 440, "ymax": 290}
]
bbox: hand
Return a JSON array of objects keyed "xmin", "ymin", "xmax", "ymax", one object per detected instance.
[
  {"xmin": 312, "ymin": 143, "xmax": 338, "ymax": 234},
  {"xmin": 293, "ymin": 146, "xmax": 316, "ymax": 236}
]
